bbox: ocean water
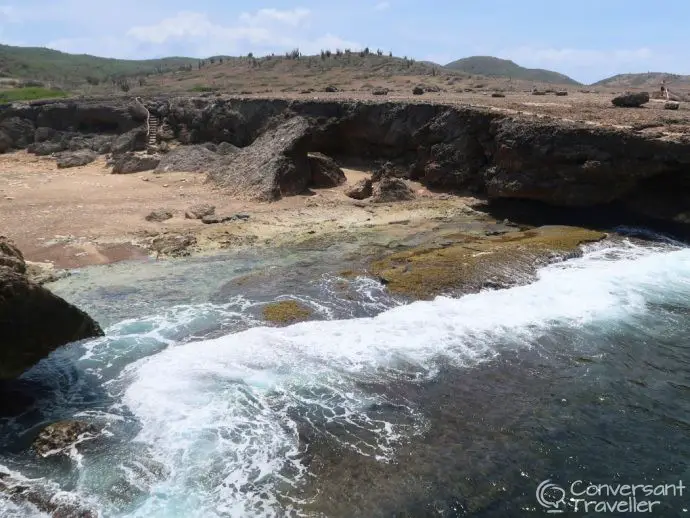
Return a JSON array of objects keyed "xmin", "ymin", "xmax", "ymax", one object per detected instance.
[{"xmin": 1, "ymin": 234, "xmax": 689, "ymax": 517}]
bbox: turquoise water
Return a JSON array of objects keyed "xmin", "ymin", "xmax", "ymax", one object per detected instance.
[{"xmin": 1, "ymin": 235, "xmax": 689, "ymax": 517}]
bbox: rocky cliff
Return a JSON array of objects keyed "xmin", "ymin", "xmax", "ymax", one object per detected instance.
[
  {"xmin": 2, "ymin": 96, "xmax": 690, "ymax": 225},
  {"xmin": 0, "ymin": 237, "xmax": 103, "ymax": 380}
]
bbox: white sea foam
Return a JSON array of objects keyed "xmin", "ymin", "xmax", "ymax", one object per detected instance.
[{"xmin": 113, "ymin": 241, "xmax": 690, "ymax": 517}]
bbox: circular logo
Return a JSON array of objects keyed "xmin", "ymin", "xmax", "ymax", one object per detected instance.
[{"xmin": 536, "ymin": 479, "xmax": 566, "ymax": 513}]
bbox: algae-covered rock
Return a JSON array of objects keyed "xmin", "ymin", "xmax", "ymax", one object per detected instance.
[
  {"xmin": 263, "ymin": 300, "xmax": 313, "ymax": 325},
  {"xmin": 369, "ymin": 226, "xmax": 605, "ymax": 299}
]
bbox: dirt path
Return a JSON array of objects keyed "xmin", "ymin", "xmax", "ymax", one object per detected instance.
[{"xmin": 0, "ymin": 152, "xmax": 477, "ymax": 268}]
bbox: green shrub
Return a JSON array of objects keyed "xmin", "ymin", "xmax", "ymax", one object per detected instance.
[{"xmin": 0, "ymin": 86, "xmax": 69, "ymax": 102}]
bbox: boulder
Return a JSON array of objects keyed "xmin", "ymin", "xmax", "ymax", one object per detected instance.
[
  {"xmin": 207, "ymin": 116, "xmax": 313, "ymax": 200},
  {"xmin": 202, "ymin": 213, "xmax": 250, "ymax": 224},
  {"xmin": 532, "ymin": 90, "xmax": 547, "ymax": 96},
  {"xmin": 412, "ymin": 86, "xmax": 425, "ymax": 95},
  {"xmin": 185, "ymin": 204, "xmax": 216, "ymax": 219},
  {"xmin": 27, "ymin": 140, "xmax": 66, "ymax": 156},
  {"xmin": 150, "ymin": 234, "xmax": 197, "ymax": 257},
  {"xmin": 33, "ymin": 420, "xmax": 99, "ymax": 457},
  {"xmin": 34, "ymin": 126, "xmax": 57, "ymax": 143},
  {"xmin": 0, "ymin": 130, "xmax": 11, "ymax": 153},
  {"xmin": 371, "ymin": 177, "xmax": 416, "ymax": 203},
  {"xmin": 491, "ymin": 93, "xmax": 506, "ymax": 98},
  {"xmin": 155, "ymin": 145, "xmax": 219, "ymax": 173},
  {"xmin": 0, "ymin": 117, "xmax": 35, "ymax": 148},
  {"xmin": 372, "ymin": 161, "xmax": 407, "ymax": 182},
  {"xmin": 56, "ymin": 150, "xmax": 98, "ymax": 169},
  {"xmin": 555, "ymin": 91, "xmax": 568, "ymax": 96},
  {"xmin": 217, "ymin": 141, "xmax": 240, "ymax": 156},
  {"xmin": 612, "ymin": 92, "xmax": 650, "ymax": 108},
  {"xmin": 665, "ymin": 101, "xmax": 680, "ymax": 110},
  {"xmin": 0, "ymin": 237, "xmax": 103, "ymax": 380},
  {"xmin": 145, "ymin": 209, "xmax": 174, "ymax": 222},
  {"xmin": 112, "ymin": 153, "xmax": 160, "ymax": 174},
  {"xmin": 307, "ymin": 152, "xmax": 346, "ymax": 188},
  {"xmin": 323, "ymin": 86, "xmax": 339, "ymax": 93},
  {"xmin": 372, "ymin": 87, "xmax": 389, "ymax": 96},
  {"xmin": 111, "ymin": 127, "xmax": 147, "ymax": 155},
  {"xmin": 128, "ymin": 100, "xmax": 149, "ymax": 122},
  {"xmin": 345, "ymin": 179, "xmax": 373, "ymax": 200}
]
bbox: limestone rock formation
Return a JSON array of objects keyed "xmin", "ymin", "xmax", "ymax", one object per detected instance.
[
  {"xmin": 155, "ymin": 144, "xmax": 219, "ymax": 173},
  {"xmin": 307, "ymin": 152, "xmax": 346, "ymax": 188},
  {"xmin": 112, "ymin": 153, "xmax": 160, "ymax": 174},
  {"xmin": 145, "ymin": 209, "xmax": 173, "ymax": 222},
  {"xmin": 0, "ymin": 237, "xmax": 103, "ymax": 380},
  {"xmin": 56, "ymin": 150, "xmax": 97, "ymax": 169},
  {"xmin": 612, "ymin": 92, "xmax": 650, "ymax": 107},
  {"xmin": 112, "ymin": 127, "xmax": 147, "ymax": 155},
  {"xmin": 345, "ymin": 179, "xmax": 373, "ymax": 200},
  {"xmin": 371, "ymin": 177, "xmax": 416, "ymax": 203},
  {"xmin": 207, "ymin": 116, "xmax": 313, "ymax": 200},
  {"xmin": 185, "ymin": 203, "xmax": 216, "ymax": 220}
]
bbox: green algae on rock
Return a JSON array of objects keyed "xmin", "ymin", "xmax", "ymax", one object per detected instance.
[
  {"xmin": 369, "ymin": 226, "xmax": 606, "ymax": 300},
  {"xmin": 262, "ymin": 300, "xmax": 313, "ymax": 325}
]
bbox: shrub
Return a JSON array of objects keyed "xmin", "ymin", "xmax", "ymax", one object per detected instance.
[{"xmin": 0, "ymin": 87, "xmax": 69, "ymax": 102}]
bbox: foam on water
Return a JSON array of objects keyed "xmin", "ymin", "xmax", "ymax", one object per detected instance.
[
  {"xmin": 114, "ymin": 240, "xmax": 690, "ymax": 517},
  {"xmin": 3, "ymin": 239, "xmax": 690, "ymax": 517}
]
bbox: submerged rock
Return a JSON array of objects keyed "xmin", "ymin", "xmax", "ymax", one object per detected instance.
[
  {"xmin": 263, "ymin": 300, "xmax": 313, "ymax": 325},
  {"xmin": 369, "ymin": 226, "xmax": 606, "ymax": 299},
  {"xmin": 32, "ymin": 420, "xmax": 99, "ymax": 457}
]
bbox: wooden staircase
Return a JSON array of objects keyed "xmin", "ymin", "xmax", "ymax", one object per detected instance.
[{"xmin": 147, "ymin": 115, "xmax": 159, "ymax": 148}]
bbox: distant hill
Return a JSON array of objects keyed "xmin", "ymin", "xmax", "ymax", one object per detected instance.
[
  {"xmin": 0, "ymin": 44, "xmax": 198, "ymax": 86},
  {"xmin": 444, "ymin": 56, "xmax": 580, "ymax": 86},
  {"xmin": 593, "ymin": 72, "xmax": 690, "ymax": 89}
]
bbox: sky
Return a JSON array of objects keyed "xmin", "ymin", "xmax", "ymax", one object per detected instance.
[{"xmin": 0, "ymin": 0, "xmax": 687, "ymax": 84}]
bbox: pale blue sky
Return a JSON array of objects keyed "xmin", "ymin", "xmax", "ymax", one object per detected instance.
[{"xmin": 0, "ymin": 0, "xmax": 686, "ymax": 83}]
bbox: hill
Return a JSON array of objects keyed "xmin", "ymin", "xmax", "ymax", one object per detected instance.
[
  {"xmin": 0, "ymin": 44, "xmax": 198, "ymax": 86},
  {"xmin": 593, "ymin": 72, "xmax": 690, "ymax": 89},
  {"xmin": 444, "ymin": 56, "xmax": 580, "ymax": 86}
]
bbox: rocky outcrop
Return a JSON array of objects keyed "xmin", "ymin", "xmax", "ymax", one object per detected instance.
[
  {"xmin": 0, "ymin": 237, "xmax": 103, "ymax": 380},
  {"xmin": 308, "ymin": 152, "xmax": 346, "ymax": 188},
  {"xmin": 345, "ymin": 179, "xmax": 373, "ymax": 200},
  {"xmin": 371, "ymin": 177, "xmax": 416, "ymax": 203},
  {"xmin": 207, "ymin": 116, "xmax": 313, "ymax": 200},
  {"xmin": 185, "ymin": 203, "xmax": 215, "ymax": 219},
  {"xmin": 112, "ymin": 153, "xmax": 160, "ymax": 174},
  {"xmin": 56, "ymin": 150, "xmax": 97, "ymax": 169},
  {"xmin": 2, "ymin": 96, "xmax": 690, "ymax": 225},
  {"xmin": 145, "ymin": 209, "xmax": 173, "ymax": 222},
  {"xmin": 155, "ymin": 144, "xmax": 219, "ymax": 173},
  {"xmin": 612, "ymin": 92, "xmax": 650, "ymax": 107}
]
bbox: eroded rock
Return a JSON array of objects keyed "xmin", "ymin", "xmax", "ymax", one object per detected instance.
[
  {"xmin": 308, "ymin": 152, "xmax": 346, "ymax": 188},
  {"xmin": 150, "ymin": 234, "xmax": 197, "ymax": 257},
  {"xmin": 345, "ymin": 179, "xmax": 373, "ymax": 200},
  {"xmin": 155, "ymin": 144, "xmax": 219, "ymax": 173},
  {"xmin": 112, "ymin": 153, "xmax": 160, "ymax": 174},
  {"xmin": 185, "ymin": 203, "xmax": 216, "ymax": 220},
  {"xmin": 371, "ymin": 177, "xmax": 415, "ymax": 203},
  {"xmin": 145, "ymin": 209, "xmax": 173, "ymax": 222},
  {"xmin": 33, "ymin": 420, "xmax": 99, "ymax": 457},
  {"xmin": 612, "ymin": 92, "xmax": 650, "ymax": 108},
  {"xmin": 56, "ymin": 150, "xmax": 97, "ymax": 169}
]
